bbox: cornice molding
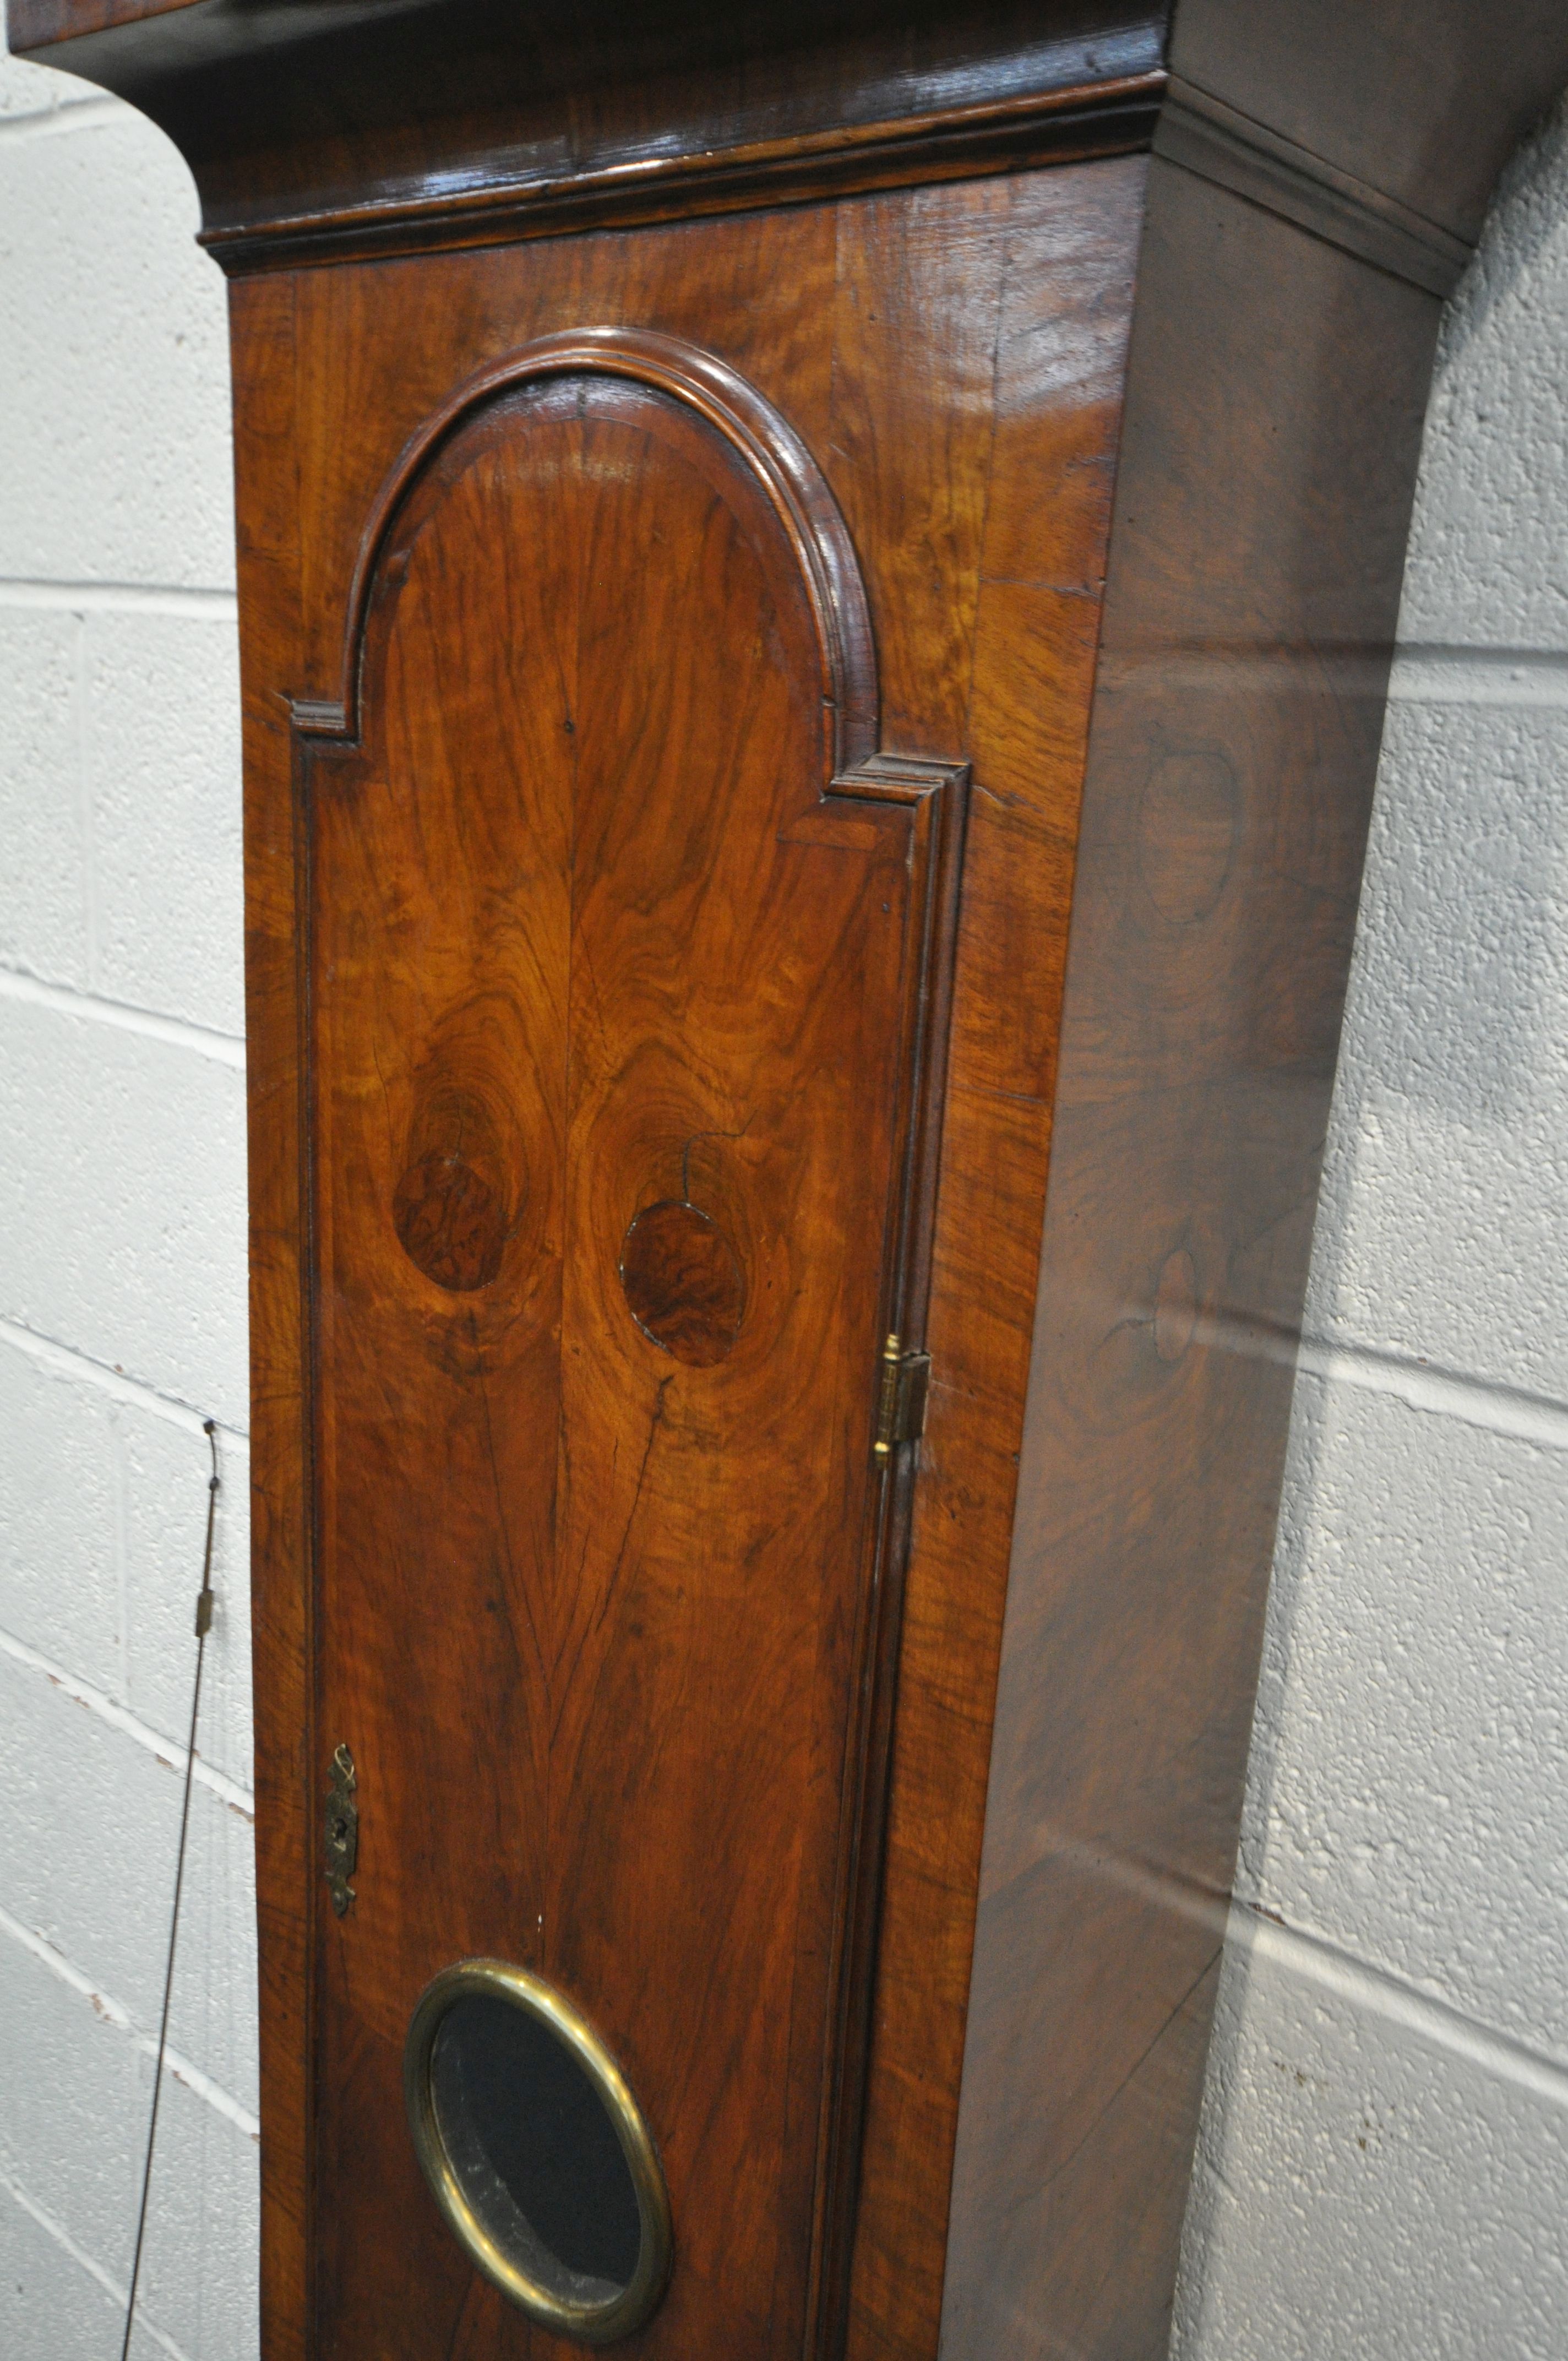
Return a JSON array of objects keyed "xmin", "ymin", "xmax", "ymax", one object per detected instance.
[
  {"xmin": 186, "ymin": 67, "xmax": 1471, "ymax": 294},
  {"xmin": 200, "ymin": 70, "xmax": 1165, "ymax": 276},
  {"xmin": 1153, "ymin": 75, "xmax": 1473, "ymax": 297},
  {"xmin": 12, "ymin": 6, "xmax": 1500, "ymax": 293}
]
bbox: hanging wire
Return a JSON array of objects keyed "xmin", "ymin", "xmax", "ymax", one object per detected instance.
[{"xmin": 119, "ymin": 1418, "xmax": 220, "ymax": 2361}]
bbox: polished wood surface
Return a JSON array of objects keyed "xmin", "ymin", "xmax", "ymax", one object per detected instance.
[
  {"xmin": 304, "ymin": 328, "xmax": 960, "ymax": 2361},
  {"xmin": 12, "ymin": 0, "xmax": 1163, "ymax": 265},
  {"xmin": 7, "ymin": 0, "xmax": 193, "ymax": 41},
  {"xmin": 1171, "ymin": 0, "xmax": 1568, "ymax": 242},
  {"xmin": 841, "ymin": 161, "xmax": 1142, "ymax": 2361},
  {"xmin": 17, "ymin": 0, "xmax": 1565, "ymax": 278},
  {"xmin": 223, "ymin": 170, "xmax": 1141, "ymax": 2357},
  {"xmin": 17, "ymin": 2, "xmax": 1568, "ymax": 2354},
  {"xmin": 940, "ymin": 152, "xmax": 1445, "ymax": 2358}
]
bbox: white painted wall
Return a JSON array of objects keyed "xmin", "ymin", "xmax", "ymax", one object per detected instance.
[
  {"xmin": 0, "ymin": 36, "xmax": 255, "ymax": 2361},
  {"xmin": 0, "ymin": 27, "xmax": 1564, "ymax": 2359},
  {"xmin": 1172, "ymin": 91, "xmax": 1568, "ymax": 2361}
]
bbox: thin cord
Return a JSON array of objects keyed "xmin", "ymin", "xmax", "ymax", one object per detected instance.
[{"xmin": 119, "ymin": 1418, "xmax": 220, "ymax": 2361}]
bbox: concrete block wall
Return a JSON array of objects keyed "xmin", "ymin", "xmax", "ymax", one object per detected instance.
[
  {"xmin": 1, "ymin": 28, "xmax": 1566, "ymax": 2361},
  {"xmin": 0, "ymin": 35, "xmax": 255, "ymax": 2361},
  {"xmin": 1173, "ymin": 90, "xmax": 1568, "ymax": 2361}
]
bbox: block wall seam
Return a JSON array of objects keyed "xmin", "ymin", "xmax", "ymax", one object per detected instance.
[
  {"xmin": 0, "ymin": 581, "xmax": 239, "ymax": 617},
  {"xmin": 1391, "ymin": 645, "xmax": 1568, "ymax": 706},
  {"xmin": 1233, "ymin": 1907, "xmax": 1568, "ymax": 2113},
  {"xmin": 1201, "ymin": 1308, "xmax": 1568, "ymax": 1450},
  {"xmin": 0, "ymin": 1625, "xmax": 255, "ymax": 1815},
  {"xmin": 0, "ymin": 968, "xmax": 246, "ymax": 1063},
  {"xmin": 0, "ymin": 2170, "xmax": 194, "ymax": 2361},
  {"xmin": 1295, "ymin": 1332, "xmax": 1568, "ymax": 1449},
  {"xmin": 0, "ymin": 1314, "xmax": 249, "ymax": 1440},
  {"xmin": 0, "ymin": 96, "xmax": 120, "ymax": 145},
  {"xmin": 0, "ymin": 1901, "xmax": 260, "ymax": 2138},
  {"xmin": 3, "ymin": 40, "xmax": 1566, "ymax": 2361}
]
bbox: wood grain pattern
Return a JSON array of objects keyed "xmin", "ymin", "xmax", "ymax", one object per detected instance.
[
  {"xmin": 7, "ymin": 0, "xmax": 196, "ymax": 42},
  {"xmin": 19, "ymin": 8, "xmax": 1562, "ymax": 2354},
  {"xmin": 619, "ymin": 1200, "xmax": 747, "ymax": 1366},
  {"xmin": 1170, "ymin": 0, "xmax": 1568, "ymax": 242},
  {"xmin": 845, "ymin": 158, "xmax": 1144, "ymax": 2360},
  {"xmin": 195, "ymin": 79, "xmax": 1162, "ymax": 279},
  {"xmin": 13, "ymin": 0, "xmax": 1164, "ymax": 268},
  {"xmin": 20, "ymin": 0, "xmax": 1568, "ymax": 284},
  {"xmin": 299, "ymin": 333, "xmax": 962, "ymax": 2361},
  {"xmin": 228, "ymin": 263, "xmax": 313, "ymax": 2361},
  {"xmin": 218, "ymin": 172, "xmax": 1133, "ymax": 2359},
  {"xmin": 940, "ymin": 154, "xmax": 1446, "ymax": 2360}
]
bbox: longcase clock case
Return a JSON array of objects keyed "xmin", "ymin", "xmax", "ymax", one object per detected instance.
[{"xmin": 13, "ymin": 1, "xmax": 1568, "ymax": 2355}]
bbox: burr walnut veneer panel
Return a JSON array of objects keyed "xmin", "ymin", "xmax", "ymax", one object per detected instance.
[{"xmin": 307, "ymin": 337, "xmax": 964, "ymax": 2361}]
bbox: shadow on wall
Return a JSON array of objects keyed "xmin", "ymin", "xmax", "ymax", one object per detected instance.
[{"xmin": 1174, "ymin": 81, "xmax": 1568, "ymax": 2360}]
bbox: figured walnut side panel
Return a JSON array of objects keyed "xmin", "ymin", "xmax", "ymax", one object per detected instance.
[
  {"xmin": 837, "ymin": 157, "xmax": 1146, "ymax": 2361},
  {"xmin": 940, "ymin": 156, "xmax": 1444, "ymax": 2361},
  {"xmin": 231, "ymin": 263, "xmax": 312, "ymax": 2361}
]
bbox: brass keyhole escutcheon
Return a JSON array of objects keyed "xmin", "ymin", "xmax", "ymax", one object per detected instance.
[
  {"xmin": 323, "ymin": 1743, "xmax": 358, "ymax": 1918},
  {"xmin": 404, "ymin": 1959, "xmax": 673, "ymax": 2346}
]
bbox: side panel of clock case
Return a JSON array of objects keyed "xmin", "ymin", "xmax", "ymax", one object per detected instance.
[{"xmin": 231, "ymin": 160, "xmax": 1145, "ymax": 2361}]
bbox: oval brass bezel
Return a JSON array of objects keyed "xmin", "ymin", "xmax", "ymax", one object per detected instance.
[{"xmin": 403, "ymin": 1957, "xmax": 673, "ymax": 2347}]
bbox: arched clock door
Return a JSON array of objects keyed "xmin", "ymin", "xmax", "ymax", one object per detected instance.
[{"xmin": 301, "ymin": 331, "xmax": 965, "ymax": 2360}]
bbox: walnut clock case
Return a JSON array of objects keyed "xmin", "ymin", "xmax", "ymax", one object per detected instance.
[{"xmin": 14, "ymin": 3, "xmax": 1567, "ymax": 2357}]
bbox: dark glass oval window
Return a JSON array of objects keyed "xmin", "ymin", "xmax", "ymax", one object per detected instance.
[
  {"xmin": 405, "ymin": 1960, "xmax": 672, "ymax": 2344},
  {"xmin": 433, "ymin": 1992, "xmax": 641, "ymax": 2297}
]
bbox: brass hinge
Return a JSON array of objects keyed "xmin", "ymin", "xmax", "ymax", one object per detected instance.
[
  {"xmin": 873, "ymin": 1333, "xmax": 932, "ymax": 1460},
  {"xmin": 324, "ymin": 1743, "xmax": 358, "ymax": 1919}
]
